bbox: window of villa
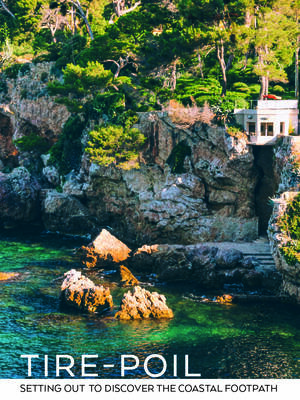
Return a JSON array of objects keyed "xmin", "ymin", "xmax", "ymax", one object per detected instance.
[
  {"xmin": 248, "ymin": 122, "xmax": 256, "ymax": 134},
  {"xmin": 280, "ymin": 122, "xmax": 285, "ymax": 134},
  {"xmin": 267, "ymin": 123, "xmax": 274, "ymax": 136},
  {"xmin": 261, "ymin": 122, "xmax": 274, "ymax": 136},
  {"xmin": 261, "ymin": 122, "xmax": 267, "ymax": 136}
]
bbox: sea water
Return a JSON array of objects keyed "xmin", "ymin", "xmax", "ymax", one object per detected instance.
[{"xmin": 0, "ymin": 231, "xmax": 300, "ymax": 379}]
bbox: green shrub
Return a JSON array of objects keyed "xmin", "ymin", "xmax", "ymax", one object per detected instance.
[
  {"xmin": 272, "ymin": 85, "xmax": 285, "ymax": 94},
  {"xmin": 40, "ymin": 72, "xmax": 48, "ymax": 82},
  {"xmin": 5, "ymin": 64, "xmax": 22, "ymax": 79},
  {"xmin": 226, "ymin": 124, "xmax": 247, "ymax": 140},
  {"xmin": 232, "ymin": 82, "xmax": 251, "ymax": 94},
  {"xmin": 0, "ymin": 78, "xmax": 8, "ymax": 94},
  {"xmin": 167, "ymin": 141, "xmax": 191, "ymax": 173},
  {"xmin": 278, "ymin": 194, "xmax": 300, "ymax": 265},
  {"xmin": 20, "ymin": 88, "xmax": 28, "ymax": 99},
  {"xmin": 49, "ymin": 115, "xmax": 86, "ymax": 175},
  {"xmin": 249, "ymin": 84, "xmax": 261, "ymax": 95},
  {"xmin": 86, "ymin": 124, "xmax": 146, "ymax": 170},
  {"xmin": 4, "ymin": 63, "xmax": 31, "ymax": 79},
  {"xmin": 14, "ymin": 133, "xmax": 50, "ymax": 153}
]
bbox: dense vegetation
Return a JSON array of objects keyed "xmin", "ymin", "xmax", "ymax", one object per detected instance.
[
  {"xmin": 0, "ymin": 0, "xmax": 299, "ymax": 172},
  {"xmin": 278, "ymin": 193, "xmax": 300, "ymax": 265}
]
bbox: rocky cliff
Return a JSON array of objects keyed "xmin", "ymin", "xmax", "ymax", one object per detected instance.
[
  {"xmin": 0, "ymin": 62, "xmax": 259, "ymax": 244},
  {"xmin": 56, "ymin": 112, "xmax": 258, "ymax": 243},
  {"xmin": 268, "ymin": 137, "xmax": 300, "ymax": 302}
]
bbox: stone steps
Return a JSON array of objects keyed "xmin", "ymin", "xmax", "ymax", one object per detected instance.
[
  {"xmin": 243, "ymin": 252, "xmax": 276, "ymax": 270},
  {"xmin": 202, "ymin": 238, "xmax": 277, "ymax": 270}
]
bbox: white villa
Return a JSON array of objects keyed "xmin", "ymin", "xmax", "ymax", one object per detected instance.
[{"xmin": 234, "ymin": 100, "xmax": 299, "ymax": 145}]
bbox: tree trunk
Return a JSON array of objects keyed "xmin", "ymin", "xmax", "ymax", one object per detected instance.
[
  {"xmin": 217, "ymin": 42, "xmax": 227, "ymax": 97},
  {"xmin": 0, "ymin": 0, "xmax": 15, "ymax": 18},
  {"xmin": 170, "ymin": 59, "xmax": 178, "ymax": 91},
  {"xmin": 296, "ymin": 39, "xmax": 299, "ymax": 99},
  {"xmin": 259, "ymin": 76, "xmax": 268, "ymax": 99},
  {"xmin": 70, "ymin": 0, "xmax": 94, "ymax": 40},
  {"xmin": 265, "ymin": 74, "xmax": 269, "ymax": 96},
  {"xmin": 197, "ymin": 50, "xmax": 204, "ymax": 78}
]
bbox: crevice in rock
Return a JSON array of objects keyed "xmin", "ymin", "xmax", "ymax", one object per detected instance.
[{"xmin": 253, "ymin": 146, "xmax": 279, "ymax": 235}]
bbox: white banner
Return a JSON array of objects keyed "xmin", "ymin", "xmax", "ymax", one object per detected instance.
[{"xmin": 0, "ymin": 379, "xmax": 299, "ymax": 400}]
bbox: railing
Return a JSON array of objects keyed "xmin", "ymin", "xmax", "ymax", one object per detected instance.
[{"xmin": 235, "ymin": 99, "xmax": 298, "ymax": 110}]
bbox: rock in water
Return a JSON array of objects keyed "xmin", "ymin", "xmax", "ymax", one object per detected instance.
[
  {"xmin": 115, "ymin": 286, "xmax": 173, "ymax": 320},
  {"xmin": 60, "ymin": 269, "xmax": 113, "ymax": 314},
  {"xmin": 216, "ymin": 294, "xmax": 233, "ymax": 303},
  {"xmin": 0, "ymin": 272, "xmax": 19, "ymax": 281},
  {"xmin": 80, "ymin": 229, "xmax": 131, "ymax": 268},
  {"xmin": 120, "ymin": 265, "xmax": 139, "ymax": 286},
  {"xmin": 93, "ymin": 229, "xmax": 131, "ymax": 262}
]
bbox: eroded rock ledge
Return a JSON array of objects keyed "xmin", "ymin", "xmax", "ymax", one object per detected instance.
[{"xmin": 80, "ymin": 229, "xmax": 280, "ymax": 293}]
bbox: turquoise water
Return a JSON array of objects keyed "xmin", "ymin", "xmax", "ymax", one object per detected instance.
[{"xmin": 1, "ymin": 232, "xmax": 300, "ymax": 379}]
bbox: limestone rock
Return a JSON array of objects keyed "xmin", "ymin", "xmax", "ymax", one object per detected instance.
[
  {"xmin": 215, "ymin": 248, "xmax": 243, "ymax": 269},
  {"xmin": 0, "ymin": 167, "xmax": 40, "ymax": 227},
  {"xmin": 0, "ymin": 112, "xmax": 17, "ymax": 169},
  {"xmin": 79, "ymin": 246, "xmax": 99, "ymax": 269},
  {"xmin": 120, "ymin": 265, "xmax": 139, "ymax": 286},
  {"xmin": 79, "ymin": 229, "xmax": 131, "ymax": 268},
  {"xmin": 93, "ymin": 229, "xmax": 131, "ymax": 263},
  {"xmin": 77, "ymin": 112, "xmax": 258, "ymax": 244},
  {"xmin": 60, "ymin": 269, "xmax": 113, "ymax": 314},
  {"xmin": 130, "ymin": 243, "xmax": 280, "ymax": 292},
  {"xmin": 42, "ymin": 166, "xmax": 60, "ymax": 186},
  {"xmin": 115, "ymin": 286, "xmax": 173, "ymax": 320},
  {"xmin": 0, "ymin": 62, "xmax": 70, "ymax": 139},
  {"xmin": 267, "ymin": 138, "xmax": 300, "ymax": 302},
  {"xmin": 41, "ymin": 190, "xmax": 96, "ymax": 235}
]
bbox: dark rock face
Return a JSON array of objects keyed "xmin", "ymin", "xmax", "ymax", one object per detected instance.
[
  {"xmin": 130, "ymin": 244, "xmax": 281, "ymax": 291},
  {"xmin": 41, "ymin": 190, "xmax": 97, "ymax": 235},
  {"xmin": 0, "ymin": 167, "xmax": 40, "ymax": 227},
  {"xmin": 0, "ymin": 112, "xmax": 18, "ymax": 169},
  {"xmin": 115, "ymin": 286, "xmax": 173, "ymax": 320},
  {"xmin": 60, "ymin": 269, "xmax": 113, "ymax": 314}
]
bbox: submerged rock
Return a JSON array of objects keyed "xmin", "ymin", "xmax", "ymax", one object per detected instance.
[
  {"xmin": 60, "ymin": 269, "xmax": 113, "ymax": 314},
  {"xmin": 0, "ymin": 272, "xmax": 19, "ymax": 281},
  {"xmin": 115, "ymin": 286, "xmax": 173, "ymax": 320},
  {"xmin": 80, "ymin": 229, "xmax": 131, "ymax": 268},
  {"xmin": 120, "ymin": 265, "xmax": 139, "ymax": 286}
]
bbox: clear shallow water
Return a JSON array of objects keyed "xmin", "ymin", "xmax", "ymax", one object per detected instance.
[{"xmin": 1, "ymin": 232, "xmax": 300, "ymax": 379}]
